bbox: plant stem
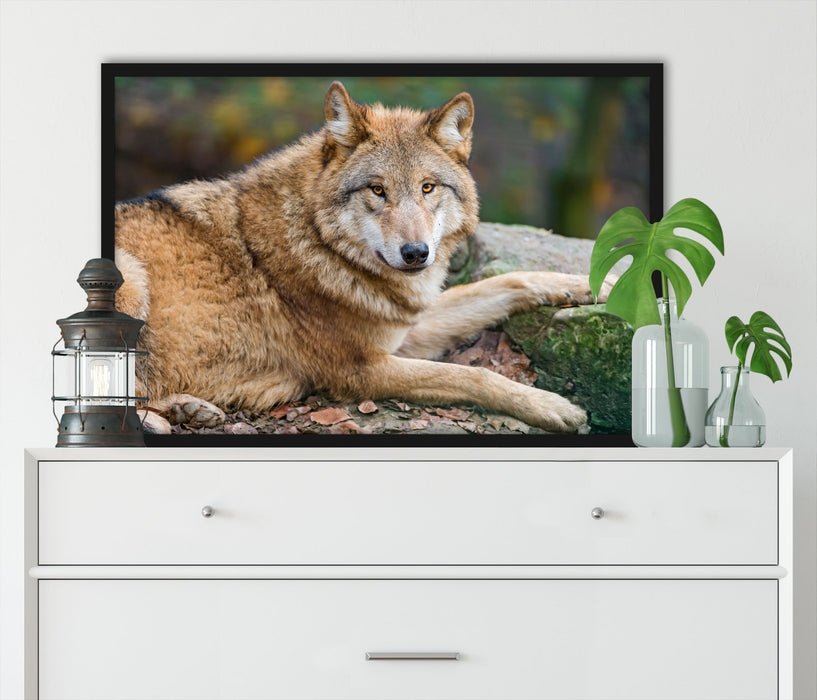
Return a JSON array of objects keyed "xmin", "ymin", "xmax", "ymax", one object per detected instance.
[
  {"xmin": 661, "ymin": 274, "xmax": 690, "ymax": 446},
  {"xmin": 719, "ymin": 362, "xmax": 743, "ymax": 447}
]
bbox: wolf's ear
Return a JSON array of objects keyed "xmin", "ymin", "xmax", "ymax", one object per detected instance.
[
  {"xmin": 324, "ymin": 81, "xmax": 369, "ymax": 151},
  {"xmin": 427, "ymin": 93, "xmax": 474, "ymax": 163}
]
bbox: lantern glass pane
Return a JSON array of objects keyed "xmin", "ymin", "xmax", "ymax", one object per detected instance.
[{"xmin": 77, "ymin": 351, "xmax": 135, "ymax": 406}]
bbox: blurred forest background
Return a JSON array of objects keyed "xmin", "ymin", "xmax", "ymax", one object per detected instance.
[{"xmin": 114, "ymin": 75, "xmax": 652, "ymax": 239}]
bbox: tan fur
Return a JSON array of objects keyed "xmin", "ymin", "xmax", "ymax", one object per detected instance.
[
  {"xmin": 114, "ymin": 249, "xmax": 150, "ymax": 321},
  {"xmin": 116, "ymin": 82, "xmax": 606, "ymax": 433}
]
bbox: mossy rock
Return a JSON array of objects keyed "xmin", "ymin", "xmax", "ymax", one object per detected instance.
[
  {"xmin": 448, "ymin": 221, "xmax": 632, "ymax": 434},
  {"xmin": 503, "ymin": 304, "xmax": 633, "ymax": 433}
]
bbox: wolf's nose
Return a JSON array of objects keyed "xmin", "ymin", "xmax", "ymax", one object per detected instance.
[{"xmin": 400, "ymin": 242, "xmax": 429, "ymax": 265}]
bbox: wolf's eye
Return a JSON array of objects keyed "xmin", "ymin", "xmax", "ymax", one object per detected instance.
[
  {"xmin": 371, "ymin": 185, "xmax": 385, "ymax": 197},
  {"xmin": 422, "ymin": 183, "xmax": 436, "ymax": 194}
]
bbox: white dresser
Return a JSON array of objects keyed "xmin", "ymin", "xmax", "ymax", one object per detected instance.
[{"xmin": 25, "ymin": 447, "xmax": 792, "ymax": 700}]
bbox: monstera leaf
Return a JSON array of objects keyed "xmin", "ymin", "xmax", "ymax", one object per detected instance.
[
  {"xmin": 725, "ymin": 311, "xmax": 792, "ymax": 382},
  {"xmin": 590, "ymin": 198, "xmax": 725, "ymax": 328}
]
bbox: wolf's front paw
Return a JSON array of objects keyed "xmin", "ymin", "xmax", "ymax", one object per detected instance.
[
  {"xmin": 139, "ymin": 409, "xmax": 172, "ymax": 434},
  {"xmin": 523, "ymin": 388, "xmax": 588, "ymax": 433},
  {"xmin": 545, "ymin": 273, "xmax": 608, "ymax": 306},
  {"xmin": 519, "ymin": 271, "xmax": 609, "ymax": 307},
  {"xmin": 166, "ymin": 395, "xmax": 226, "ymax": 428}
]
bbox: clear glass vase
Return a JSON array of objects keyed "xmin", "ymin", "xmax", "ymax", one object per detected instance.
[
  {"xmin": 631, "ymin": 298, "xmax": 708, "ymax": 447},
  {"xmin": 705, "ymin": 366, "xmax": 766, "ymax": 447}
]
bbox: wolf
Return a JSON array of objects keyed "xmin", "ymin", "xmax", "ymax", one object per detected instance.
[{"xmin": 115, "ymin": 81, "xmax": 610, "ymax": 434}]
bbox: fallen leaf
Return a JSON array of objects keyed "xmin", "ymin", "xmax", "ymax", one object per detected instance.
[
  {"xmin": 310, "ymin": 407, "xmax": 352, "ymax": 425},
  {"xmin": 502, "ymin": 417, "xmax": 531, "ymax": 434},
  {"xmin": 428, "ymin": 414, "xmax": 455, "ymax": 425},
  {"xmin": 486, "ymin": 415, "xmax": 506, "ymax": 431},
  {"xmin": 286, "ymin": 405, "xmax": 311, "ymax": 420},
  {"xmin": 405, "ymin": 418, "xmax": 431, "ymax": 430},
  {"xmin": 269, "ymin": 406, "xmax": 290, "ymax": 419},
  {"xmin": 448, "ymin": 343, "xmax": 485, "ymax": 366},
  {"xmin": 457, "ymin": 421, "xmax": 480, "ymax": 433},
  {"xmin": 329, "ymin": 419, "xmax": 374, "ymax": 434},
  {"xmin": 224, "ymin": 421, "xmax": 258, "ymax": 435},
  {"xmin": 276, "ymin": 425, "xmax": 299, "ymax": 435},
  {"xmin": 435, "ymin": 406, "xmax": 472, "ymax": 421},
  {"xmin": 447, "ymin": 330, "xmax": 537, "ymax": 386},
  {"xmin": 357, "ymin": 400, "xmax": 379, "ymax": 414}
]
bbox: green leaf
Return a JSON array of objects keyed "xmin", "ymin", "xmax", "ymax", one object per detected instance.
[
  {"xmin": 589, "ymin": 198, "xmax": 725, "ymax": 329},
  {"xmin": 724, "ymin": 311, "xmax": 792, "ymax": 382}
]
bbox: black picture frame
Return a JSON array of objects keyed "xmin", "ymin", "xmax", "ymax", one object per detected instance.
[{"xmin": 102, "ymin": 62, "xmax": 663, "ymax": 447}]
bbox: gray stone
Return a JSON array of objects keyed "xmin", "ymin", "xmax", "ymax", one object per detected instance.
[{"xmin": 447, "ymin": 221, "xmax": 609, "ymax": 286}]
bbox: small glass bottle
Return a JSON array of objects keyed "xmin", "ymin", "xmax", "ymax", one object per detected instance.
[
  {"xmin": 705, "ymin": 366, "xmax": 766, "ymax": 447},
  {"xmin": 631, "ymin": 298, "xmax": 708, "ymax": 447}
]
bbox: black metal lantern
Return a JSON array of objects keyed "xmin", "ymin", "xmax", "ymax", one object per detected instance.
[{"xmin": 52, "ymin": 258, "xmax": 148, "ymax": 446}]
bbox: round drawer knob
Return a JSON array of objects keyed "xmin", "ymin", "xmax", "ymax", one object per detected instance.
[
  {"xmin": 201, "ymin": 505, "xmax": 215, "ymax": 518},
  {"xmin": 591, "ymin": 507, "xmax": 605, "ymax": 520}
]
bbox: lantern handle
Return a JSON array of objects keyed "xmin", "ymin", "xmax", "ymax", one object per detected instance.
[
  {"xmin": 51, "ymin": 332, "xmax": 86, "ymax": 431},
  {"xmin": 50, "ymin": 336, "xmax": 62, "ymax": 427},
  {"xmin": 140, "ymin": 335, "xmax": 149, "ymax": 433},
  {"xmin": 77, "ymin": 327, "xmax": 89, "ymax": 351},
  {"xmin": 118, "ymin": 330, "xmax": 149, "ymax": 433},
  {"xmin": 77, "ymin": 330, "xmax": 86, "ymax": 431},
  {"xmin": 119, "ymin": 331, "xmax": 130, "ymax": 430}
]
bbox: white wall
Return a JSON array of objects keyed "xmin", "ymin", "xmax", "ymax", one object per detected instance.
[{"xmin": 1, "ymin": 1, "xmax": 815, "ymax": 697}]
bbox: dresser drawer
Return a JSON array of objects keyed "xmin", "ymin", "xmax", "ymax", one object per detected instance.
[
  {"xmin": 37, "ymin": 459, "xmax": 777, "ymax": 565},
  {"xmin": 38, "ymin": 579, "xmax": 777, "ymax": 700}
]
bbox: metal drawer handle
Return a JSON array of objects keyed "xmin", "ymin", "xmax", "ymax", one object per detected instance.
[
  {"xmin": 366, "ymin": 652, "xmax": 461, "ymax": 661},
  {"xmin": 201, "ymin": 505, "xmax": 215, "ymax": 518},
  {"xmin": 591, "ymin": 507, "xmax": 605, "ymax": 519}
]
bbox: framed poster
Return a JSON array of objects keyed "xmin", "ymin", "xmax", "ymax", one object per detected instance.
[{"xmin": 102, "ymin": 63, "xmax": 663, "ymax": 446}]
